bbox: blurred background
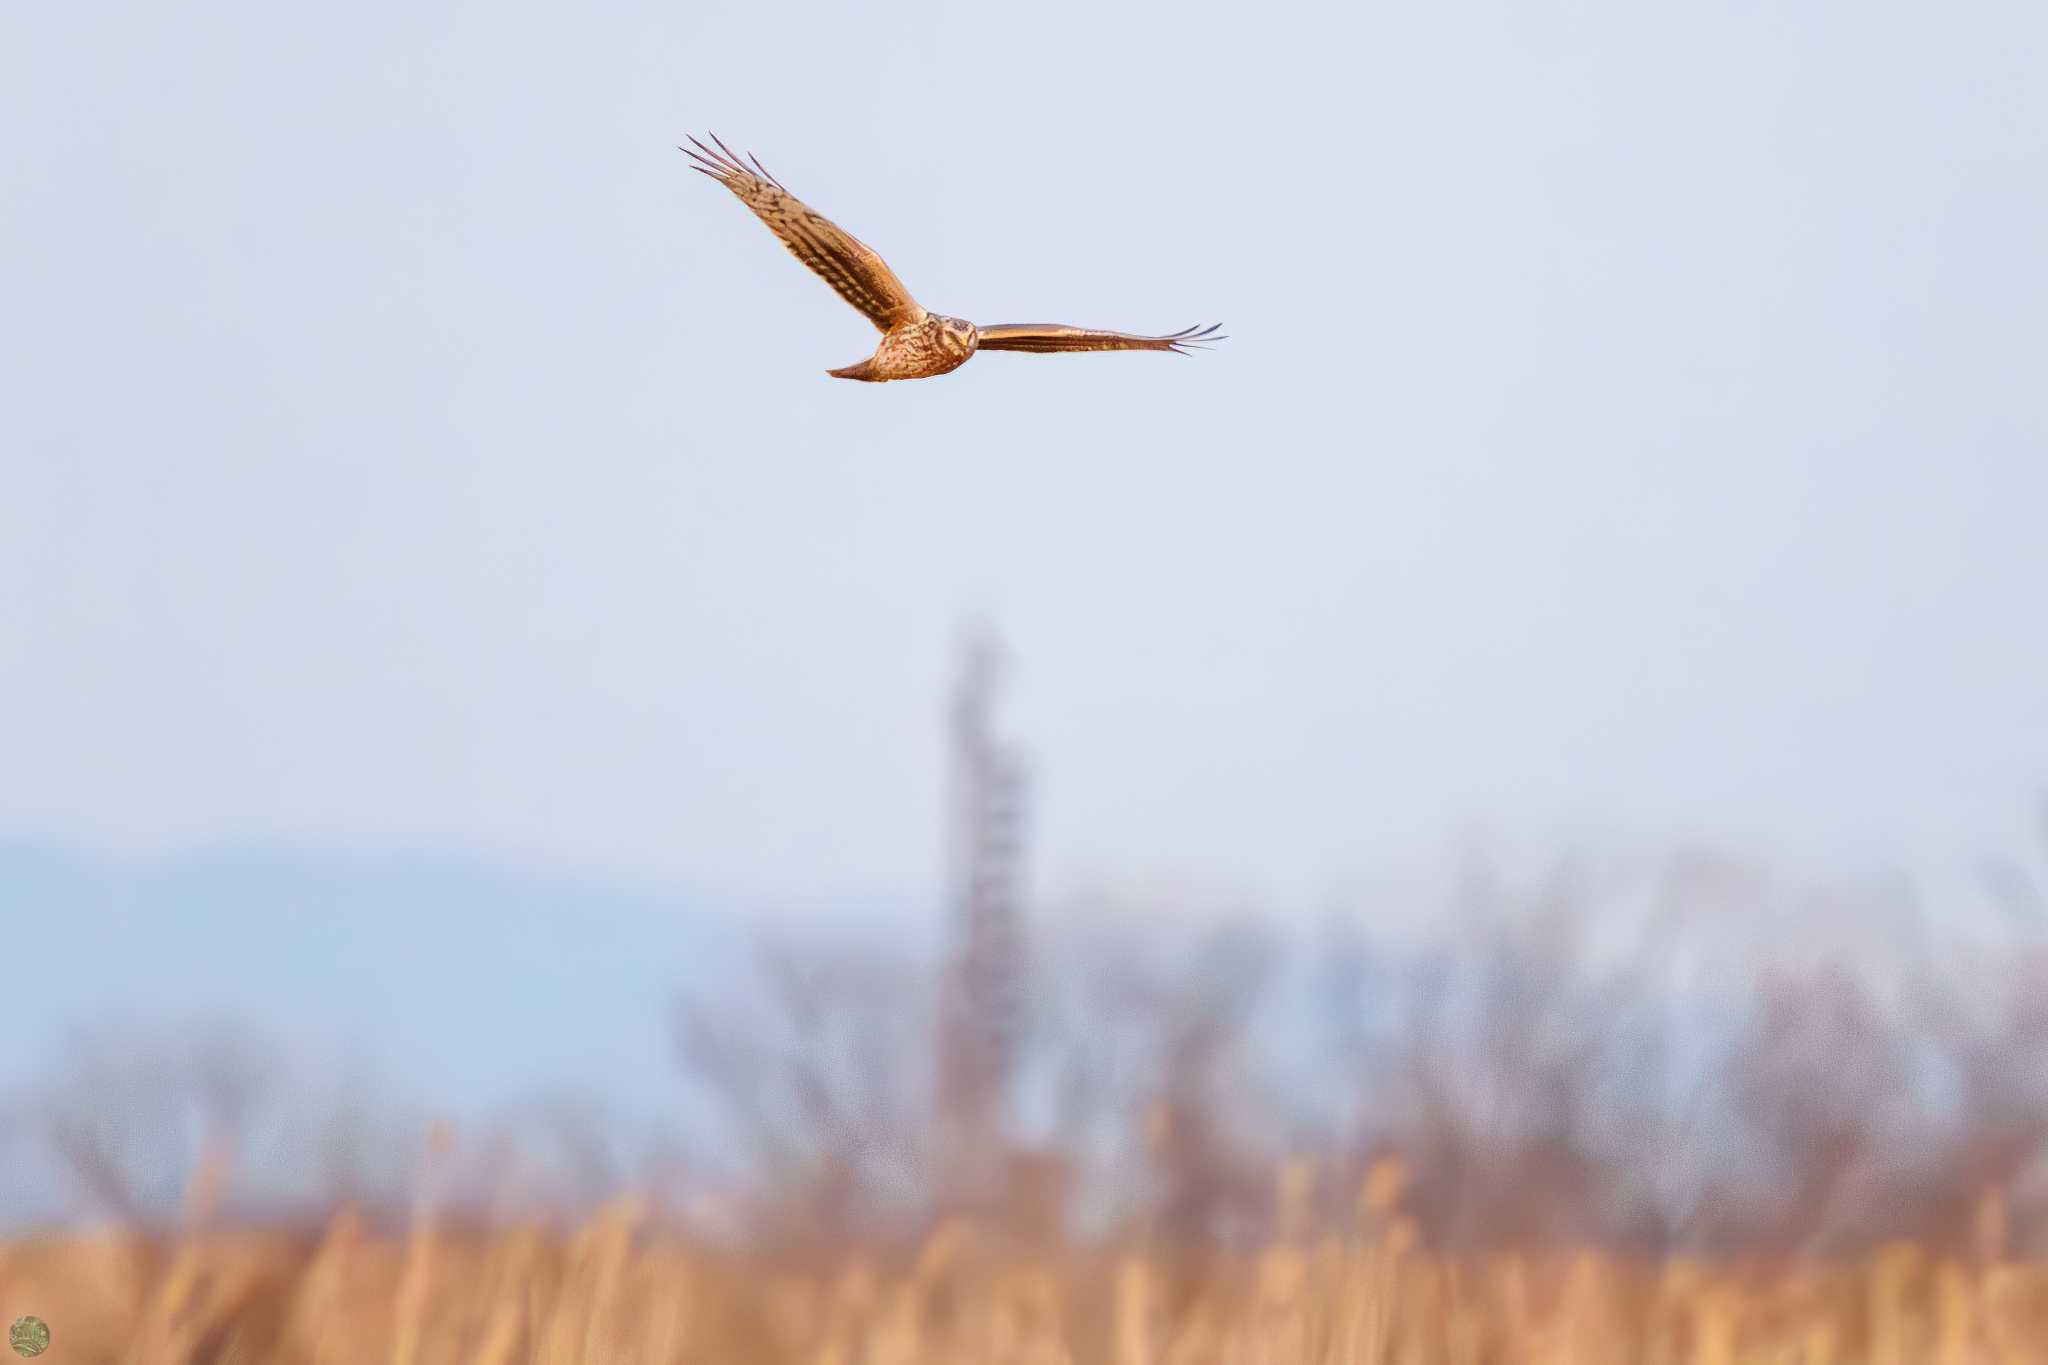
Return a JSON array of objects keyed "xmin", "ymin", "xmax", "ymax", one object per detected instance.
[{"xmin": 4, "ymin": 0, "xmax": 2048, "ymax": 1358}]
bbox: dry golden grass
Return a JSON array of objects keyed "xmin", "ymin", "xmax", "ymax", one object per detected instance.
[{"xmin": 8, "ymin": 1163, "xmax": 2048, "ymax": 1365}]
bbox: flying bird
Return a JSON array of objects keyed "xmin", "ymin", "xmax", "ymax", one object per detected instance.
[{"xmin": 680, "ymin": 134, "xmax": 1225, "ymax": 382}]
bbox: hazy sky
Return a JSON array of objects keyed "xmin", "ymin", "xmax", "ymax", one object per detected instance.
[{"xmin": 6, "ymin": 0, "xmax": 2046, "ymax": 916}]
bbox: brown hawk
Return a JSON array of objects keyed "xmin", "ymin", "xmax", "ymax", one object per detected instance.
[{"xmin": 681, "ymin": 134, "xmax": 1226, "ymax": 382}]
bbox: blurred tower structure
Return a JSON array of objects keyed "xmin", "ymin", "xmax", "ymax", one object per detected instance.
[{"xmin": 934, "ymin": 624, "xmax": 1030, "ymax": 1197}]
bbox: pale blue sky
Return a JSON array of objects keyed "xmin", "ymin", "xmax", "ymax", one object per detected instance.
[{"xmin": 5, "ymin": 0, "xmax": 2046, "ymax": 919}]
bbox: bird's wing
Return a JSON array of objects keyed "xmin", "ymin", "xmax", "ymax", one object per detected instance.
[
  {"xmin": 972, "ymin": 322, "xmax": 1226, "ymax": 355},
  {"xmin": 682, "ymin": 134, "xmax": 925, "ymax": 333}
]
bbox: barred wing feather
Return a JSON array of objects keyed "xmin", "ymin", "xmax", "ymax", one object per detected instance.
[
  {"xmin": 973, "ymin": 322, "xmax": 1225, "ymax": 355},
  {"xmin": 681, "ymin": 134, "xmax": 926, "ymax": 332}
]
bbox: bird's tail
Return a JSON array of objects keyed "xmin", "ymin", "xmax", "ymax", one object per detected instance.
[{"xmin": 827, "ymin": 357, "xmax": 883, "ymax": 381}]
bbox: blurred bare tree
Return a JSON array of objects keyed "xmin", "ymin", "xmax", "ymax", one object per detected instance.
[
  {"xmin": 21, "ymin": 791, "xmax": 2048, "ymax": 1268},
  {"xmin": 674, "ymin": 937, "xmax": 935, "ymax": 1255},
  {"xmin": 934, "ymin": 624, "xmax": 1032, "ymax": 1203}
]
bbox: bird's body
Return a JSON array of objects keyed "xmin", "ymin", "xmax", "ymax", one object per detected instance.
[
  {"xmin": 680, "ymin": 134, "xmax": 1224, "ymax": 382},
  {"xmin": 830, "ymin": 312, "xmax": 980, "ymax": 383}
]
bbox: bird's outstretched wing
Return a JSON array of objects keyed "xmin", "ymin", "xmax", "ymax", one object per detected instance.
[
  {"xmin": 973, "ymin": 322, "xmax": 1226, "ymax": 355},
  {"xmin": 681, "ymin": 134, "xmax": 926, "ymax": 333}
]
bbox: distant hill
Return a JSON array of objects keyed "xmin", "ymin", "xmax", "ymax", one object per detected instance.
[
  {"xmin": 0, "ymin": 838, "xmax": 760, "ymax": 1119},
  {"xmin": 0, "ymin": 838, "xmax": 966, "ymax": 1227}
]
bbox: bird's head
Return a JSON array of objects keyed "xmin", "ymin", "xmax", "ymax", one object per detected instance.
[{"xmin": 937, "ymin": 315, "xmax": 979, "ymax": 356}]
